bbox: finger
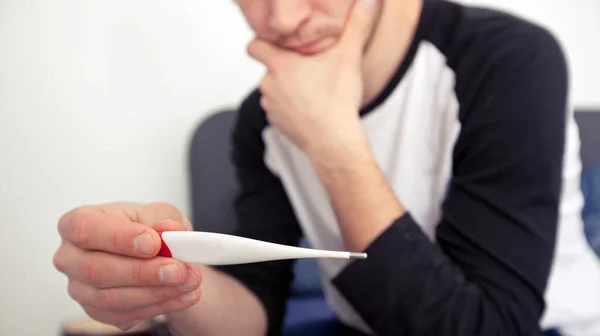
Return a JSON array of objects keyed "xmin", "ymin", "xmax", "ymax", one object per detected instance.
[
  {"xmin": 54, "ymin": 242, "xmax": 198, "ymax": 288},
  {"xmin": 247, "ymin": 38, "xmax": 288, "ymax": 69},
  {"xmin": 258, "ymin": 73, "xmax": 274, "ymax": 95},
  {"xmin": 259, "ymin": 92, "xmax": 275, "ymax": 116},
  {"xmin": 101, "ymin": 202, "xmax": 190, "ymax": 230},
  {"xmin": 259, "ymin": 95, "xmax": 269, "ymax": 112},
  {"xmin": 58, "ymin": 205, "xmax": 162, "ymax": 258},
  {"xmin": 337, "ymin": 0, "xmax": 377, "ymax": 52},
  {"xmin": 82, "ymin": 289, "xmax": 201, "ymax": 329},
  {"xmin": 135, "ymin": 202, "xmax": 191, "ymax": 230},
  {"xmin": 257, "ymin": 74, "xmax": 275, "ymax": 112},
  {"xmin": 67, "ymin": 268, "xmax": 201, "ymax": 311},
  {"xmin": 151, "ymin": 219, "xmax": 188, "ymax": 233}
]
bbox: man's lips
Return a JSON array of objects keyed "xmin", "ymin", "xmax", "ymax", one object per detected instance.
[{"xmin": 287, "ymin": 39, "xmax": 324, "ymax": 54}]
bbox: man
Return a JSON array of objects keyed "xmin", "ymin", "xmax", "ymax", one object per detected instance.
[{"xmin": 52, "ymin": 0, "xmax": 600, "ymax": 335}]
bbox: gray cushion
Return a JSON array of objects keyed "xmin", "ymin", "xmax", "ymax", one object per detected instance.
[
  {"xmin": 188, "ymin": 110, "xmax": 238, "ymax": 234},
  {"xmin": 574, "ymin": 111, "xmax": 600, "ymax": 168}
]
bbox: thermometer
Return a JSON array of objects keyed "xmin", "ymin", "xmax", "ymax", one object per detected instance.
[{"xmin": 157, "ymin": 231, "xmax": 367, "ymax": 265}]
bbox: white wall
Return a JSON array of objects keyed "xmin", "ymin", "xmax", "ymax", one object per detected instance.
[
  {"xmin": 0, "ymin": 1, "xmax": 261, "ymax": 334},
  {"xmin": 0, "ymin": 0, "xmax": 598, "ymax": 335}
]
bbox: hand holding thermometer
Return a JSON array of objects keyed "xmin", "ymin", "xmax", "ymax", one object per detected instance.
[{"xmin": 156, "ymin": 231, "xmax": 367, "ymax": 265}]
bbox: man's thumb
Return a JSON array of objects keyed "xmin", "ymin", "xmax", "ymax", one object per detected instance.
[{"xmin": 247, "ymin": 38, "xmax": 285, "ymax": 68}]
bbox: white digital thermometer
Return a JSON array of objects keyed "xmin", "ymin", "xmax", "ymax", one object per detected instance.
[{"xmin": 157, "ymin": 231, "xmax": 367, "ymax": 265}]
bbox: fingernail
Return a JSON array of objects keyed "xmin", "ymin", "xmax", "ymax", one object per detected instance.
[
  {"xmin": 159, "ymin": 264, "xmax": 182, "ymax": 284},
  {"xmin": 363, "ymin": 0, "xmax": 375, "ymax": 10},
  {"xmin": 179, "ymin": 271, "xmax": 198, "ymax": 291},
  {"xmin": 133, "ymin": 232, "xmax": 154, "ymax": 255},
  {"xmin": 180, "ymin": 290, "xmax": 198, "ymax": 302}
]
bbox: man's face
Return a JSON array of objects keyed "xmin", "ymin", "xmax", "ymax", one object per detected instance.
[{"xmin": 235, "ymin": 0, "xmax": 374, "ymax": 55}]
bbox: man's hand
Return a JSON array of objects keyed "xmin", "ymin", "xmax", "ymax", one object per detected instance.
[
  {"xmin": 53, "ymin": 202, "xmax": 202, "ymax": 330},
  {"xmin": 247, "ymin": 0, "xmax": 376, "ymax": 155}
]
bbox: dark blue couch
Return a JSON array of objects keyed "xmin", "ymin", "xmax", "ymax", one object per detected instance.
[
  {"xmin": 188, "ymin": 110, "xmax": 600, "ymax": 335},
  {"xmin": 576, "ymin": 111, "xmax": 600, "ymax": 257}
]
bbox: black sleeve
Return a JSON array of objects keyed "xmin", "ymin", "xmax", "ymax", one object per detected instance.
[
  {"xmin": 332, "ymin": 22, "xmax": 569, "ymax": 335},
  {"xmin": 215, "ymin": 90, "xmax": 302, "ymax": 336}
]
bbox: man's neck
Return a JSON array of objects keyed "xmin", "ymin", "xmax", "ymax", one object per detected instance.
[{"xmin": 361, "ymin": 0, "xmax": 423, "ymax": 108}]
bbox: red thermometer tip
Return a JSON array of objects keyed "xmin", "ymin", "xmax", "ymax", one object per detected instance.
[{"xmin": 156, "ymin": 231, "xmax": 173, "ymax": 258}]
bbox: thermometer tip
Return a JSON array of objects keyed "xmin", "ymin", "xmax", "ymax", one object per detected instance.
[{"xmin": 349, "ymin": 252, "xmax": 368, "ymax": 259}]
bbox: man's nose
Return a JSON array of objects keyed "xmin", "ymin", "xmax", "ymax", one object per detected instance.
[{"xmin": 269, "ymin": 0, "xmax": 312, "ymax": 36}]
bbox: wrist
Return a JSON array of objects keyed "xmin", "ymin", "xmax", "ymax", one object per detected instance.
[
  {"xmin": 307, "ymin": 134, "xmax": 375, "ymax": 180},
  {"xmin": 304, "ymin": 121, "xmax": 371, "ymax": 168}
]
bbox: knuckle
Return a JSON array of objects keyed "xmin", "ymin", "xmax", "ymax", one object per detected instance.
[
  {"xmin": 246, "ymin": 41, "xmax": 256, "ymax": 54},
  {"xmin": 259, "ymin": 78, "xmax": 268, "ymax": 90},
  {"xmin": 57, "ymin": 213, "xmax": 70, "ymax": 237},
  {"xmin": 271, "ymin": 58, "xmax": 289, "ymax": 74},
  {"xmin": 149, "ymin": 202, "xmax": 179, "ymax": 217},
  {"xmin": 66, "ymin": 280, "xmax": 85, "ymax": 303},
  {"xmin": 69, "ymin": 207, "xmax": 94, "ymax": 246},
  {"xmin": 195, "ymin": 269, "xmax": 203, "ymax": 286},
  {"xmin": 82, "ymin": 305, "xmax": 121, "ymax": 329},
  {"xmin": 158, "ymin": 299, "xmax": 184, "ymax": 315},
  {"xmin": 52, "ymin": 248, "xmax": 66, "ymax": 273},
  {"xmin": 272, "ymin": 61, "xmax": 283, "ymax": 72},
  {"xmin": 150, "ymin": 201, "xmax": 175, "ymax": 210},
  {"xmin": 58, "ymin": 206, "xmax": 86, "ymax": 237},
  {"xmin": 81, "ymin": 305, "xmax": 103, "ymax": 321},
  {"xmin": 143, "ymin": 202, "xmax": 185, "ymax": 227},
  {"xmin": 110, "ymin": 230, "xmax": 118, "ymax": 254},
  {"xmin": 98, "ymin": 288, "xmax": 120, "ymax": 310},
  {"xmin": 267, "ymin": 56, "xmax": 281, "ymax": 70},
  {"xmin": 182, "ymin": 217, "xmax": 193, "ymax": 231},
  {"xmin": 121, "ymin": 311, "xmax": 145, "ymax": 326},
  {"xmin": 260, "ymin": 96, "xmax": 269, "ymax": 109},
  {"xmin": 170, "ymin": 290, "xmax": 200, "ymax": 311},
  {"xmin": 264, "ymin": 112, "xmax": 273, "ymax": 124},
  {"xmin": 152, "ymin": 287, "xmax": 181, "ymax": 302},
  {"xmin": 82, "ymin": 255, "xmax": 103, "ymax": 285},
  {"xmin": 116, "ymin": 323, "xmax": 131, "ymax": 331},
  {"xmin": 195, "ymin": 290, "xmax": 202, "ymax": 303},
  {"xmin": 130, "ymin": 260, "xmax": 144, "ymax": 285}
]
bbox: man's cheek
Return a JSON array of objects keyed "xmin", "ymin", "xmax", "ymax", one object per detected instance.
[{"xmin": 315, "ymin": 0, "xmax": 356, "ymax": 19}]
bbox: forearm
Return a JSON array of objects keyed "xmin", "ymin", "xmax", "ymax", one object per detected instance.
[
  {"xmin": 306, "ymin": 129, "xmax": 550, "ymax": 335},
  {"xmin": 307, "ymin": 132, "xmax": 405, "ymax": 252},
  {"xmin": 166, "ymin": 265, "xmax": 267, "ymax": 336}
]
